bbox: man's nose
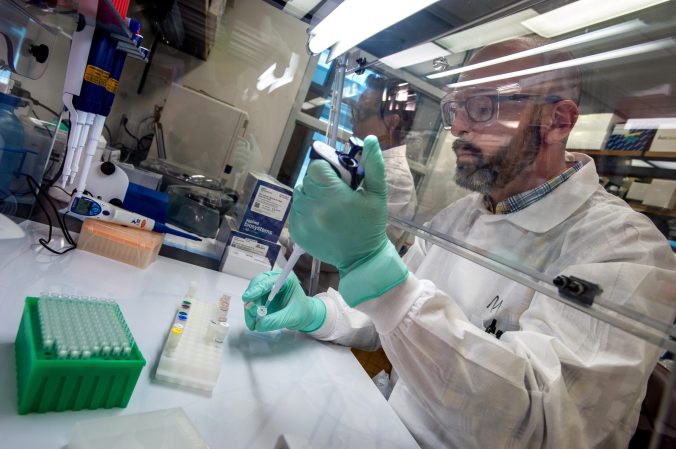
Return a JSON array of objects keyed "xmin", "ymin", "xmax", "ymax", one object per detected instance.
[{"xmin": 450, "ymin": 109, "xmax": 471, "ymax": 137}]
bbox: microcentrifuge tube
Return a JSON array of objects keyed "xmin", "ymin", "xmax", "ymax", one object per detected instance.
[
  {"xmin": 214, "ymin": 321, "xmax": 229, "ymax": 344},
  {"xmin": 166, "ymin": 324, "xmax": 183, "ymax": 352},
  {"xmin": 186, "ymin": 281, "xmax": 198, "ymax": 299}
]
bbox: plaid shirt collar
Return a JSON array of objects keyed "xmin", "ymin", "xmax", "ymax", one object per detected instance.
[{"xmin": 483, "ymin": 161, "xmax": 584, "ymax": 214}]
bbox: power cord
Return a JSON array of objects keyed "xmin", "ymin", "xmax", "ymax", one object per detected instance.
[
  {"xmin": 25, "ymin": 175, "xmax": 76, "ymax": 255},
  {"xmin": 122, "ymin": 116, "xmax": 141, "ymax": 147},
  {"xmin": 10, "ymin": 82, "xmax": 61, "ymax": 118},
  {"xmin": 43, "ymin": 120, "xmax": 71, "ymax": 190}
]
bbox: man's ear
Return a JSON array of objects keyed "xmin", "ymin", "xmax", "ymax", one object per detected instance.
[{"xmin": 540, "ymin": 100, "xmax": 579, "ymax": 145}]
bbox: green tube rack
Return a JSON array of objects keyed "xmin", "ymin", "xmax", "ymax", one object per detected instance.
[{"xmin": 14, "ymin": 296, "xmax": 146, "ymax": 414}]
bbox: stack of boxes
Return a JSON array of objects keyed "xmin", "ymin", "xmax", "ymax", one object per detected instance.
[
  {"xmin": 566, "ymin": 113, "xmax": 621, "ymax": 150},
  {"xmin": 218, "ymin": 172, "xmax": 293, "ymax": 278},
  {"xmin": 605, "ymin": 124, "xmax": 657, "ymax": 151}
]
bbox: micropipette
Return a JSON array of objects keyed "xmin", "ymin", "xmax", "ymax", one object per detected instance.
[
  {"xmin": 256, "ymin": 243, "xmax": 305, "ymax": 320},
  {"xmin": 255, "ymin": 138, "xmax": 365, "ymax": 325},
  {"xmin": 70, "ymin": 193, "xmax": 202, "ymax": 241}
]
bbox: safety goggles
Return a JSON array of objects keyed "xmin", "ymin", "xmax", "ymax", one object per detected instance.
[{"xmin": 440, "ymin": 87, "xmax": 561, "ymax": 129}]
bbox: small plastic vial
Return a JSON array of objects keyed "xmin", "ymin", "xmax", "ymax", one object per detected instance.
[
  {"xmin": 206, "ymin": 319, "xmax": 229, "ymax": 345},
  {"xmin": 166, "ymin": 324, "xmax": 184, "ymax": 352},
  {"xmin": 214, "ymin": 321, "xmax": 230, "ymax": 344},
  {"xmin": 186, "ymin": 281, "xmax": 198, "ymax": 299}
]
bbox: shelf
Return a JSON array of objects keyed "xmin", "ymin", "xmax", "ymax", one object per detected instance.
[
  {"xmin": 643, "ymin": 152, "xmax": 676, "ymax": 159},
  {"xmin": 574, "ymin": 150, "xmax": 643, "ymax": 157},
  {"xmin": 626, "ymin": 201, "xmax": 676, "ymax": 218},
  {"xmin": 574, "ymin": 150, "xmax": 676, "ymax": 159}
]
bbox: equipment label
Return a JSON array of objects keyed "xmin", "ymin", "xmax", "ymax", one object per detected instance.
[
  {"xmin": 83, "ymin": 64, "xmax": 110, "ymax": 87},
  {"xmin": 230, "ymin": 236, "xmax": 269, "ymax": 256},
  {"xmin": 251, "ymin": 186, "xmax": 291, "ymax": 221},
  {"xmin": 105, "ymin": 78, "xmax": 119, "ymax": 93}
]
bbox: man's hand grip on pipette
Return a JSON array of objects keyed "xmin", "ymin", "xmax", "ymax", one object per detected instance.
[
  {"xmin": 241, "ymin": 271, "xmax": 326, "ymax": 333},
  {"xmin": 289, "ymin": 135, "xmax": 408, "ymax": 307}
]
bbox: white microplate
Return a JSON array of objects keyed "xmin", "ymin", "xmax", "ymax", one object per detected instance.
[{"xmin": 69, "ymin": 407, "xmax": 209, "ymax": 449}]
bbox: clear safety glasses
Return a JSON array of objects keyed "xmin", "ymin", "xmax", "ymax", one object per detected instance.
[{"xmin": 440, "ymin": 87, "xmax": 562, "ymax": 130}]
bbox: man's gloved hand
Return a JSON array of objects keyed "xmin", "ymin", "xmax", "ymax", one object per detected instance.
[
  {"xmin": 241, "ymin": 271, "xmax": 326, "ymax": 333},
  {"xmin": 289, "ymin": 135, "xmax": 408, "ymax": 306}
]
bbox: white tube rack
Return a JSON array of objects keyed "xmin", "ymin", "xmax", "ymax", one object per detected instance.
[{"xmin": 154, "ymin": 298, "xmax": 229, "ymax": 394}]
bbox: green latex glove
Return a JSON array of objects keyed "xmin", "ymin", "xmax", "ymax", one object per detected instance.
[
  {"xmin": 289, "ymin": 135, "xmax": 408, "ymax": 306},
  {"xmin": 241, "ymin": 271, "xmax": 326, "ymax": 333}
]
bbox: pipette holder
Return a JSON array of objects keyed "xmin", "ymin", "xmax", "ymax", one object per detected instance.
[
  {"xmin": 78, "ymin": 218, "xmax": 164, "ymax": 268},
  {"xmin": 14, "ymin": 296, "xmax": 145, "ymax": 414}
]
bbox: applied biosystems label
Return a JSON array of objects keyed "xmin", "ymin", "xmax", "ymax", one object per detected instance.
[{"xmin": 251, "ymin": 186, "xmax": 291, "ymax": 221}]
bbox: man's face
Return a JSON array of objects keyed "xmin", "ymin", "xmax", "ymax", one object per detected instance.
[
  {"xmin": 351, "ymin": 88, "xmax": 387, "ymax": 139},
  {"xmin": 448, "ymin": 87, "xmax": 543, "ymax": 195},
  {"xmin": 444, "ymin": 44, "xmax": 553, "ymax": 195}
]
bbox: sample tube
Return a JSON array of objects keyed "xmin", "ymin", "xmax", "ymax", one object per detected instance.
[
  {"xmin": 186, "ymin": 281, "xmax": 198, "ymax": 299},
  {"xmin": 206, "ymin": 320, "xmax": 229, "ymax": 345},
  {"xmin": 166, "ymin": 324, "xmax": 184, "ymax": 352}
]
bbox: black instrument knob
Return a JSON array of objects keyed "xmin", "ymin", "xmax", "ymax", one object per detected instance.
[{"xmin": 100, "ymin": 161, "xmax": 116, "ymax": 176}]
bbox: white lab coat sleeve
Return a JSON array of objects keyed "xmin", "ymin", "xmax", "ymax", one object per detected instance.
[
  {"xmin": 306, "ymin": 231, "xmax": 431, "ymax": 351},
  {"xmin": 354, "ymin": 220, "xmax": 674, "ymax": 448},
  {"xmin": 384, "ymin": 147, "xmax": 418, "ymax": 248},
  {"xmin": 308, "ymin": 288, "xmax": 382, "ymax": 351}
]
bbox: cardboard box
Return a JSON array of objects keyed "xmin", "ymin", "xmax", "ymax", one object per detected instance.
[
  {"xmin": 642, "ymin": 179, "xmax": 676, "ymax": 209},
  {"xmin": 625, "ymin": 181, "xmax": 651, "ymax": 202},
  {"xmin": 218, "ymin": 216, "xmax": 281, "ymax": 268},
  {"xmin": 605, "ymin": 125, "xmax": 657, "ymax": 151},
  {"xmin": 231, "ymin": 172, "xmax": 293, "ymax": 242},
  {"xmin": 649, "ymin": 128, "xmax": 676, "ymax": 152},
  {"xmin": 219, "ymin": 247, "xmax": 272, "ymax": 279}
]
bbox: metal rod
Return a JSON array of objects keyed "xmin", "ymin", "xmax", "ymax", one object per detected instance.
[
  {"xmin": 648, "ymin": 364, "xmax": 675, "ymax": 449},
  {"xmin": 309, "ymin": 53, "xmax": 348, "ymax": 296},
  {"xmin": 389, "ymin": 215, "xmax": 676, "ymax": 352}
]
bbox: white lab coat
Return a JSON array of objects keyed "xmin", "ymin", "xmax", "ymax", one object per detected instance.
[
  {"xmin": 383, "ymin": 144, "xmax": 417, "ymax": 249},
  {"xmin": 309, "ymin": 152, "xmax": 676, "ymax": 449}
]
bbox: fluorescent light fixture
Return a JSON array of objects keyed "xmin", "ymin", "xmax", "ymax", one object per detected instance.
[
  {"xmin": 380, "ymin": 42, "xmax": 450, "ymax": 69},
  {"xmin": 283, "ymin": 0, "xmax": 323, "ymax": 19},
  {"xmin": 649, "ymin": 161, "xmax": 676, "ymax": 170},
  {"xmin": 522, "ymin": 0, "xmax": 670, "ymax": 38},
  {"xmin": 630, "ymin": 159, "xmax": 655, "ymax": 168},
  {"xmin": 308, "ymin": 0, "xmax": 440, "ymax": 61},
  {"xmin": 436, "ymin": 9, "xmax": 539, "ymax": 54},
  {"xmin": 626, "ymin": 117, "xmax": 676, "ymax": 129},
  {"xmin": 446, "ymin": 38, "xmax": 676, "ymax": 88},
  {"xmin": 427, "ymin": 19, "xmax": 644, "ymax": 79}
]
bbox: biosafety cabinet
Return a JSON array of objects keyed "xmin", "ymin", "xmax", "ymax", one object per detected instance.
[{"xmin": 1, "ymin": 0, "xmax": 675, "ymax": 448}]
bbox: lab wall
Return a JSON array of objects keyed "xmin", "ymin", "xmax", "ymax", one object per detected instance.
[
  {"xmin": 11, "ymin": 0, "xmax": 312, "ymax": 178},
  {"xmin": 108, "ymin": 0, "xmax": 311, "ymax": 176}
]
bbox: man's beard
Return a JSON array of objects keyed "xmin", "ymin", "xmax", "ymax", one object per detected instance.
[{"xmin": 453, "ymin": 122, "xmax": 541, "ymax": 195}]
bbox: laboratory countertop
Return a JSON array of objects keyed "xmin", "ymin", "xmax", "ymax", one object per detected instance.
[{"xmin": 0, "ymin": 221, "xmax": 420, "ymax": 449}]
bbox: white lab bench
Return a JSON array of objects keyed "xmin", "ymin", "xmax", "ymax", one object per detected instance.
[{"xmin": 0, "ymin": 221, "xmax": 420, "ymax": 449}]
